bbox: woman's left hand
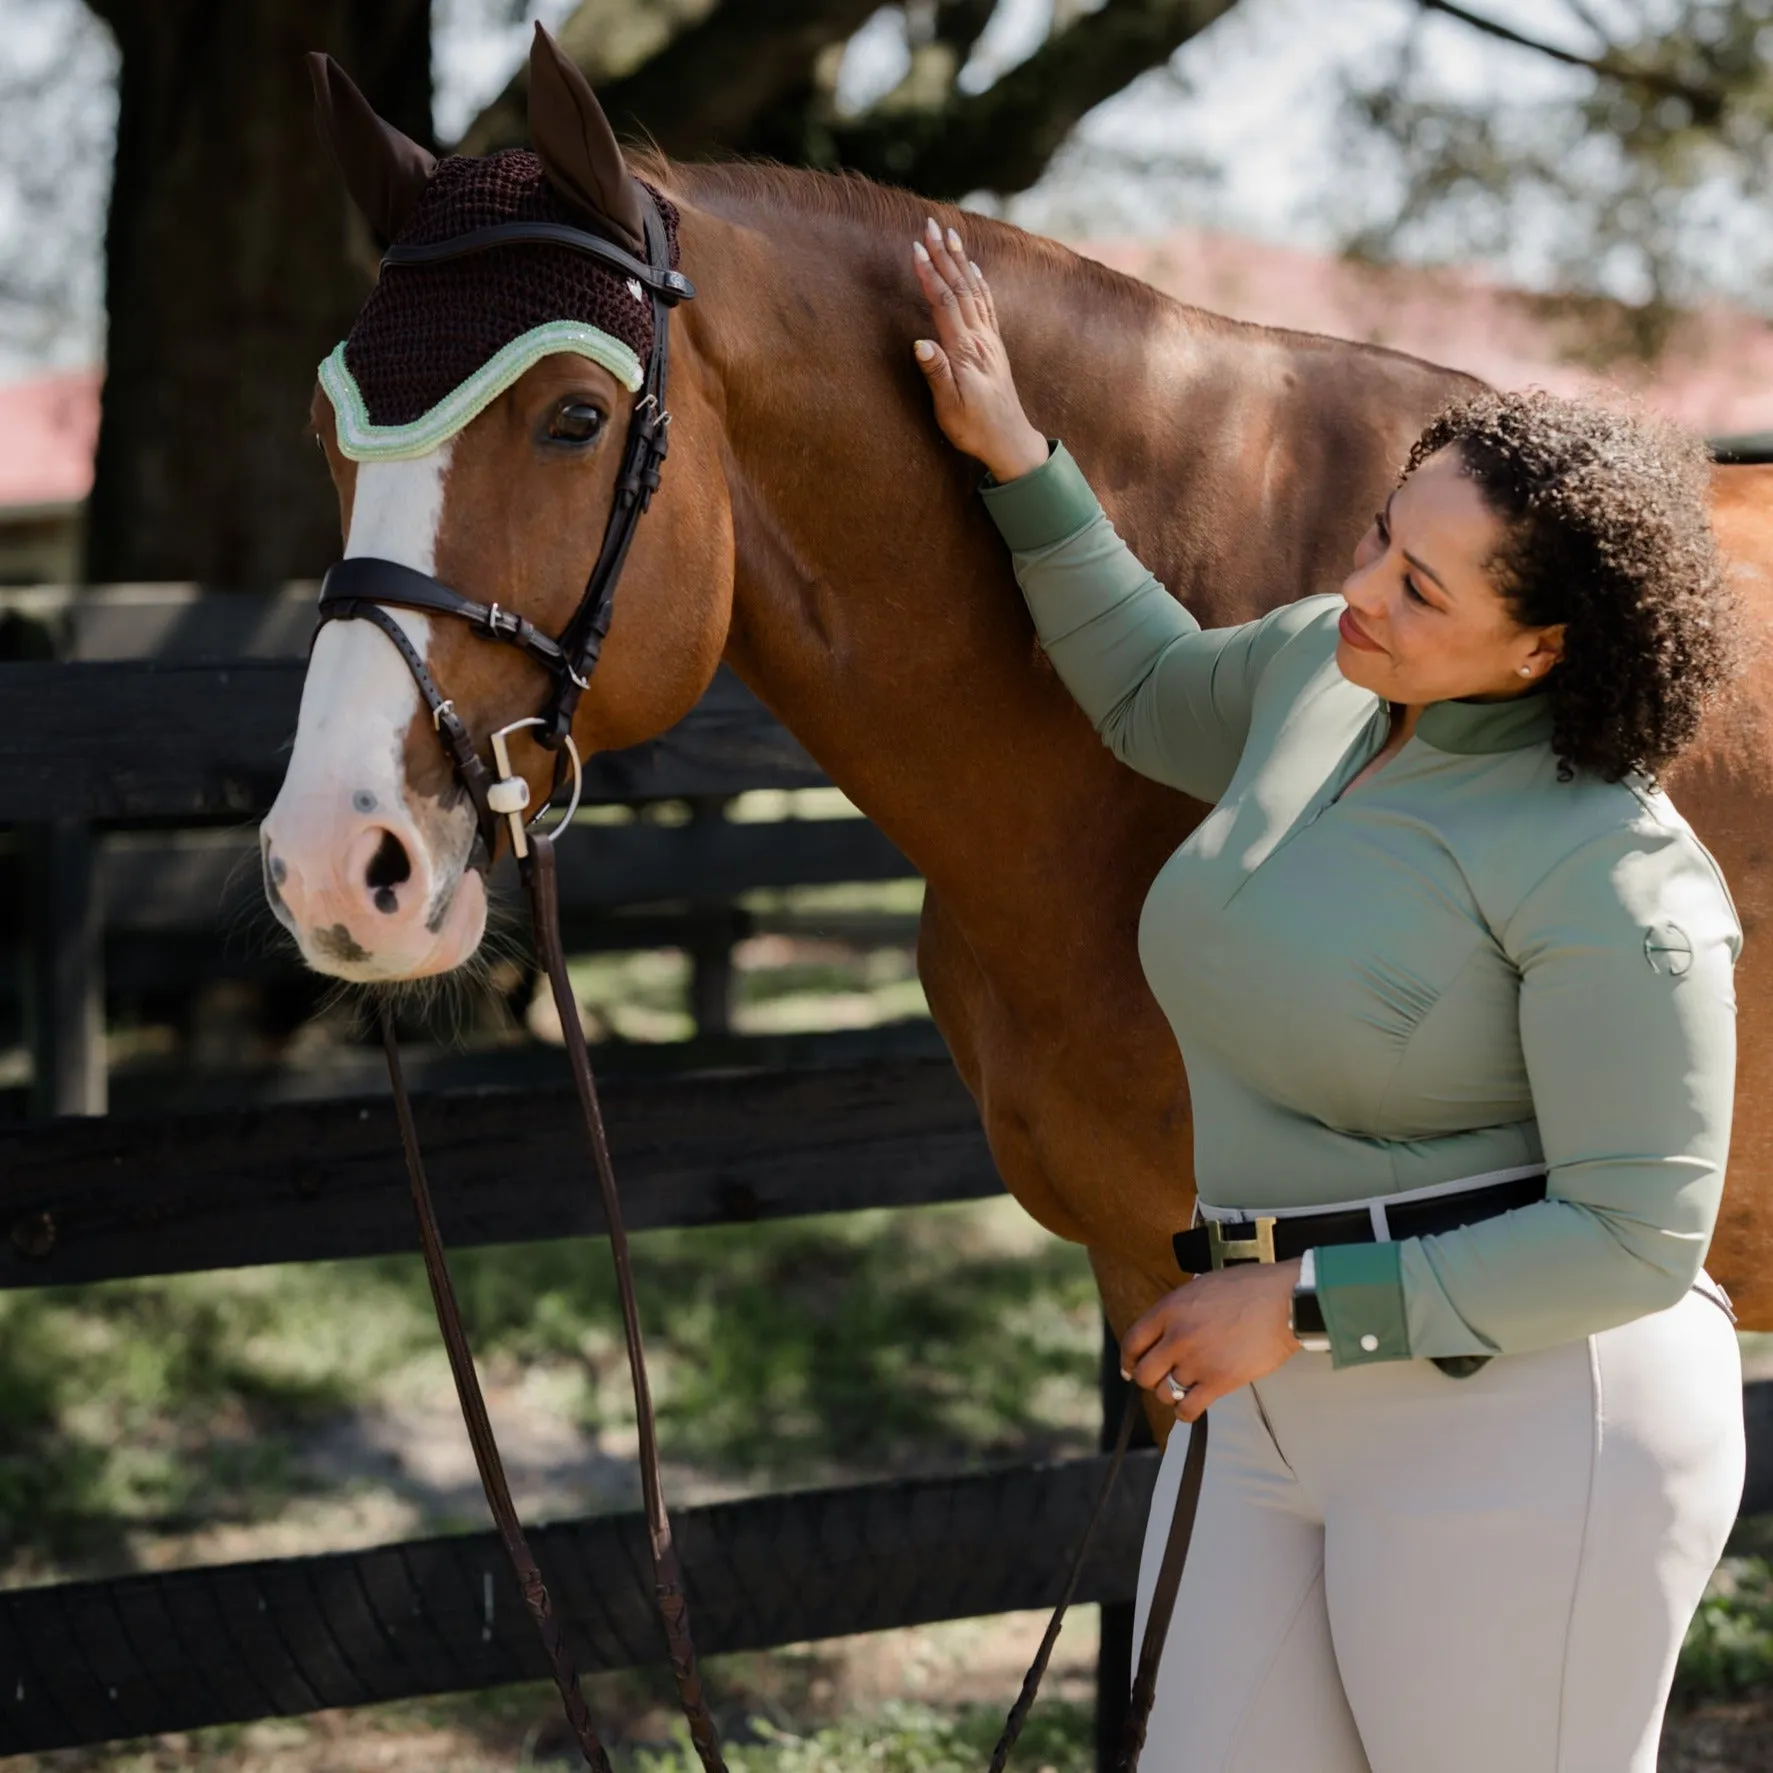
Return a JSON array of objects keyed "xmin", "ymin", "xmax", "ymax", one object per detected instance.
[{"xmin": 1122, "ymin": 1259, "xmax": 1305, "ymax": 1423}]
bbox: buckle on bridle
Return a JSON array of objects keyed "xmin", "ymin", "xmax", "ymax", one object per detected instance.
[{"xmin": 1206, "ymin": 1217, "xmax": 1277, "ymax": 1269}]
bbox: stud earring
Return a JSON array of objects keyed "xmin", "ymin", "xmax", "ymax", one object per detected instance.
[{"xmin": 1518, "ymin": 666, "xmax": 1533, "ymax": 677}]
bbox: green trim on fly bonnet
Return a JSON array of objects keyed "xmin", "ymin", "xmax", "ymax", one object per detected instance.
[
  {"xmin": 320, "ymin": 321, "xmax": 643, "ymax": 462},
  {"xmin": 319, "ymin": 143, "xmax": 680, "ymax": 459}
]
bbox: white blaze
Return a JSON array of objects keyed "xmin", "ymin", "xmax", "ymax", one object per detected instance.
[
  {"xmin": 262, "ymin": 441, "xmax": 481, "ymax": 980},
  {"xmin": 281, "ymin": 445, "xmax": 451, "ymax": 829}
]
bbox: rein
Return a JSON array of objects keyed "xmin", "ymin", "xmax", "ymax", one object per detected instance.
[{"xmin": 315, "ymin": 180, "xmax": 1206, "ymax": 1771}]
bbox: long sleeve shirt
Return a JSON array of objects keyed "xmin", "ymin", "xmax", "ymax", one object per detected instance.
[{"xmin": 981, "ymin": 443, "xmax": 1741, "ymax": 1367}]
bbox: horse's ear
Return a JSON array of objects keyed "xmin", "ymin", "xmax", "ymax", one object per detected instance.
[
  {"xmin": 528, "ymin": 23, "xmax": 646, "ymax": 254},
  {"xmin": 307, "ymin": 51, "xmax": 436, "ymax": 243}
]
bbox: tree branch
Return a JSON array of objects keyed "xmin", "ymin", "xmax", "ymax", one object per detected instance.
[
  {"xmin": 457, "ymin": 0, "xmax": 722, "ymax": 155},
  {"xmin": 590, "ymin": 0, "xmax": 882, "ymax": 157},
  {"xmin": 1418, "ymin": 0, "xmax": 1724, "ymax": 116},
  {"xmin": 933, "ymin": 0, "xmax": 997, "ymax": 63},
  {"xmin": 824, "ymin": 0, "xmax": 1240, "ymax": 198}
]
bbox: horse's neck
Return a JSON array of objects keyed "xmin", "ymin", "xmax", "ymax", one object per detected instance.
[{"xmin": 673, "ymin": 172, "xmax": 1461, "ymax": 926}]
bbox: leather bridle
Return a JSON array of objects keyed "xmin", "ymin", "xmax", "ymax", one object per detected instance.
[
  {"xmin": 316, "ymin": 192, "xmax": 691, "ymax": 875},
  {"xmin": 311, "ymin": 180, "xmax": 1205, "ymax": 1773}
]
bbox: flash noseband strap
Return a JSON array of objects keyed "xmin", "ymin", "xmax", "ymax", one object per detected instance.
[{"xmin": 320, "ymin": 320, "xmax": 643, "ymax": 462}]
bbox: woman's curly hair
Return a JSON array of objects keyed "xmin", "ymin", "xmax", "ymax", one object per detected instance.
[{"xmin": 1404, "ymin": 388, "xmax": 1737, "ymax": 783}]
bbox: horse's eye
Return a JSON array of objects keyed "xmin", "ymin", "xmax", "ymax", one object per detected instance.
[{"xmin": 548, "ymin": 401, "xmax": 605, "ymax": 444}]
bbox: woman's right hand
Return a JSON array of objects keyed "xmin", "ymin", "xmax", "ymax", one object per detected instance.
[{"xmin": 911, "ymin": 215, "xmax": 1050, "ymax": 485}]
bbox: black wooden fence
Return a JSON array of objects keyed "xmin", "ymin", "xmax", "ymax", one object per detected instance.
[
  {"xmin": 0, "ymin": 586, "xmax": 1153, "ymax": 1757},
  {"xmin": 1, "ymin": 585, "xmax": 1769, "ymax": 1759}
]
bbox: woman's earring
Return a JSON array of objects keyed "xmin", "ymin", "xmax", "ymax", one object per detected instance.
[{"xmin": 1518, "ymin": 666, "xmax": 1533, "ymax": 677}]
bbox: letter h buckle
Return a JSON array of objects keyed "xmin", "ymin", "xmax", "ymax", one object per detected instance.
[{"xmin": 1206, "ymin": 1217, "xmax": 1277, "ymax": 1270}]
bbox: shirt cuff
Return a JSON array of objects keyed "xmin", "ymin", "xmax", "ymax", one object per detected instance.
[
  {"xmin": 1315, "ymin": 1241, "xmax": 1411, "ymax": 1367},
  {"xmin": 978, "ymin": 441, "xmax": 1101, "ymax": 552}
]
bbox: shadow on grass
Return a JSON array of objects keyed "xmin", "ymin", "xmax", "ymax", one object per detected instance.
[
  {"xmin": 438, "ymin": 1206, "xmax": 1101, "ymax": 1479},
  {"xmin": 1, "ymin": 1202, "xmax": 1099, "ymax": 1577},
  {"xmin": 0, "ymin": 1270, "xmax": 367, "ymax": 1576}
]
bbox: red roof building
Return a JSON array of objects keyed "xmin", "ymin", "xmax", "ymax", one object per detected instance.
[
  {"xmin": 0, "ymin": 367, "xmax": 101, "ymax": 582},
  {"xmin": 1085, "ymin": 227, "xmax": 1773, "ymax": 439}
]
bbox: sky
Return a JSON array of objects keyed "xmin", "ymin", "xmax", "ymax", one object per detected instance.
[
  {"xmin": 431, "ymin": 0, "xmax": 1593, "ymax": 247},
  {"xmin": 0, "ymin": 0, "xmax": 1760, "ymax": 379}
]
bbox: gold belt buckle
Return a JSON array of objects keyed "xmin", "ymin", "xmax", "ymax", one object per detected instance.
[{"xmin": 1206, "ymin": 1216, "xmax": 1277, "ymax": 1270}]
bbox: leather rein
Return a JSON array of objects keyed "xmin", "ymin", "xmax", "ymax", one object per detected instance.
[{"xmin": 313, "ymin": 181, "xmax": 1205, "ymax": 1772}]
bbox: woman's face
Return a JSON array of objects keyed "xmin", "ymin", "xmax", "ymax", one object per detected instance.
[{"xmin": 1336, "ymin": 446, "xmax": 1565, "ymax": 706}]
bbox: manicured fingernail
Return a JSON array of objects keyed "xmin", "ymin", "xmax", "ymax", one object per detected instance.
[
  {"xmin": 970, "ymin": 260, "xmax": 983, "ymax": 279},
  {"xmin": 947, "ymin": 227, "xmax": 963, "ymax": 253},
  {"xmin": 913, "ymin": 240, "xmax": 929, "ymax": 262},
  {"xmin": 914, "ymin": 339, "xmax": 934, "ymax": 361},
  {"xmin": 926, "ymin": 216, "xmax": 941, "ymax": 241}
]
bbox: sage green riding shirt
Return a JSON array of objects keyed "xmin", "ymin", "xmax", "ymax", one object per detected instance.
[{"xmin": 981, "ymin": 444, "xmax": 1741, "ymax": 1368}]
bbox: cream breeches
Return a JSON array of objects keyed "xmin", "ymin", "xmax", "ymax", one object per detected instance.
[{"xmin": 1130, "ymin": 1285, "xmax": 1744, "ymax": 1773}]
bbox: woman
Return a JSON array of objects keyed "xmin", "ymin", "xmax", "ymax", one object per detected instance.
[{"xmin": 909, "ymin": 217, "xmax": 1746, "ymax": 1772}]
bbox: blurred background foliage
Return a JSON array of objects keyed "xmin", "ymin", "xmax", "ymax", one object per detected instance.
[{"xmin": 0, "ymin": 0, "xmax": 1766, "ymax": 581}]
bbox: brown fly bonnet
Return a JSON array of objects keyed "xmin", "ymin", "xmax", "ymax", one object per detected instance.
[
  {"xmin": 312, "ymin": 31, "xmax": 682, "ymax": 462},
  {"xmin": 308, "ymin": 24, "xmax": 696, "ymax": 806}
]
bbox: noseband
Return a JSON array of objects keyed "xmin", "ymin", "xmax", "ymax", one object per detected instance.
[
  {"xmin": 315, "ymin": 189, "xmax": 694, "ymax": 872},
  {"xmin": 309, "ymin": 182, "xmax": 1201, "ymax": 1773}
]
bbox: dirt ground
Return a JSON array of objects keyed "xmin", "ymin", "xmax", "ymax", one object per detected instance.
[
  {"xmin": 8, "ymin": 1606, "xmax": 1772, "ymax": 1771},
  {"xmin": 7, "ymin": 1608, "xmax": 1099, "ymax": 1772}
]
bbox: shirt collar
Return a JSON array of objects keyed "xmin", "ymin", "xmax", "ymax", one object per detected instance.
[{"xmin": 1413, "ymin": 689, "xmax": 1554, "ymax": 755}]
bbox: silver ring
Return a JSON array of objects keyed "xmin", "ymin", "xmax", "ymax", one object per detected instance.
[{"xmin": 1165, "ymin": 1373, "xmax": 1190, "ymax": 1403}]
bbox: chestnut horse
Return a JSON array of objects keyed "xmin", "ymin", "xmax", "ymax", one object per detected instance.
[{"xmin": 262, "ymin": 67, "xmax": 1773, "ymax": 1369}]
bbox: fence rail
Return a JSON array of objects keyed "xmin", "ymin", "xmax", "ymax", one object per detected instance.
[
  {"xmin": 82, "ymin": 815, "xmax": 914, "ymax": 924},
  {"xmin": 0, "ymin": 1451, "xmax": 1158, "ymax": 1756},
  {"xmin": 0, "ymin": 1056, "xmax": 993, "ymax": 1289},
  {"xmin": 0, "ymin": 660, "xmax": 825, "ymax": 821}
]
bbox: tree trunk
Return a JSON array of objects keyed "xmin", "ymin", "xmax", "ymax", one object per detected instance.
[{"xmin": 84, "ymin": 0, "xmax": 430, "ymax": 585}]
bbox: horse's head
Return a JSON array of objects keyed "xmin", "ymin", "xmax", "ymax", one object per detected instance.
[{"xmin": 262, "ymin": 26, "xmax": 732, "ymax": 981}]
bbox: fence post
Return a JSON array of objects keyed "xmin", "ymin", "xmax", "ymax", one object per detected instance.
[
  {"xmin": 20, "ymin": 818, "xmax": 106, "ymax": 1117},
  {"xmin": 1096, "ymin": 1317, "xmax": 1155, "ymax": 1773},
  {"xmin": 687, "ymin": 795, "xmax": 736, "ymax": 1038}
]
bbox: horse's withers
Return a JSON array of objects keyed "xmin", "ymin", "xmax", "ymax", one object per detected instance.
[{"xmin": 262, "ymin": 443, "xmax": 489, "ymax": 979}]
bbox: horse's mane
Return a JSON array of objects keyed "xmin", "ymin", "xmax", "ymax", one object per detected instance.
[{"xmin": 635, "ymin": 151, "xmax": 1179, "ymax": 324}]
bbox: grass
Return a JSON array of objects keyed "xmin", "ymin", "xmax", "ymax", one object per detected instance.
[
  {"xmin": 1679, "ymin": 1558, "xmax": 1773, "ymax": 1706},
  {"xmin": 1678, "ymin": 1515, "xmax": 1773, "ymax": 1708},
  {"xmin": 631, "ymin": 1701, "xmax": 1094, "ymax": 1773},
  {"xmin": 7, "ymin": 1682, "xmax": 1097, "ymax": 1773},
  {"xmin": 0, "ymin": 1199, "xmax": 1101, "ymax": 1581}
]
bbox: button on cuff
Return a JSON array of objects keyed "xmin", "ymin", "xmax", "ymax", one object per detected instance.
[{"xmin": 1316, "ymin": 1240, "xmax": 1411, "ymax": 1366}]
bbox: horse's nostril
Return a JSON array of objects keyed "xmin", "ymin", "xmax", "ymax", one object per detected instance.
[{"xmin": 365, "ymin": 829, "xmax": 412, "ymax": 914}]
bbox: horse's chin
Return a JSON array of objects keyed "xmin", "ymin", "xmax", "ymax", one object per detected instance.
[{"xmin": 297, "ymin": 866, "xmax": 489, "ymax": 982}]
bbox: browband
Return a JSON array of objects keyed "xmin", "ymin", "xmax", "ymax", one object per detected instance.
[{"xmin": 382, "ymin": 219, "xmax": 696, "ymax": 305}]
